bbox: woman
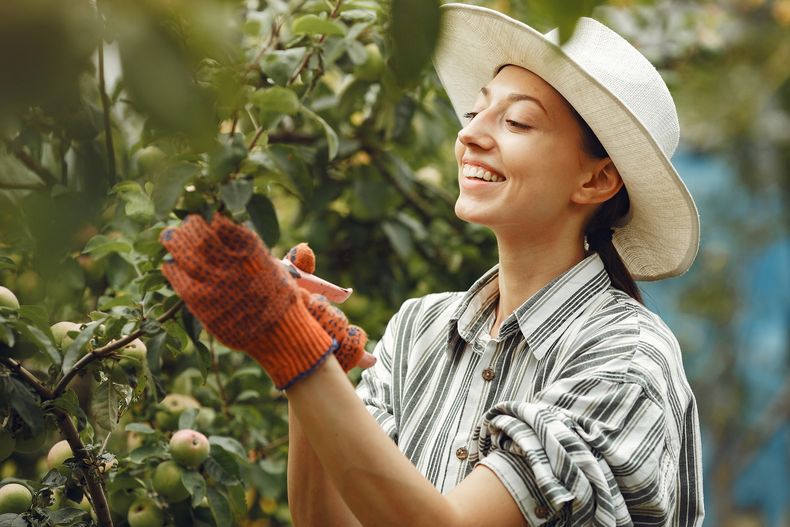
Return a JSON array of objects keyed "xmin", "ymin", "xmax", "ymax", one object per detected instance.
[{"xmin": 160, "ymin": 4, "xmax": 704, "ymax": 526}]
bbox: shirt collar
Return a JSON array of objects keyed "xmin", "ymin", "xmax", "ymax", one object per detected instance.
[{"xmin": 447, "ymin": 254, "xmax": 611, "ymax": 360}]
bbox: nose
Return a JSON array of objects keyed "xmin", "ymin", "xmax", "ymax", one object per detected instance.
[{"xmin": 457, "ymin": 112, "xmax": 495, "ymax": 150}]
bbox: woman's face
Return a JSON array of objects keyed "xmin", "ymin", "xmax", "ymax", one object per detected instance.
[{"xmin": 453, "ymin": 65, "xmax": 599, "ymax": 239}]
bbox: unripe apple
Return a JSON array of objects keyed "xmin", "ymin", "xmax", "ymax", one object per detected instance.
[
  {"xmin": 154, "ymin": 394, "xmax": 200, "ymax": 430},
  {"xmin": 0, "ymin": 483, "xmax": 33, "ymax": 514},
  {"xmin": 127, "ymin": 497, "xmax": 164, "ymax": 527},
  {"xmin": 170, "ymin": 429, "xmax": 210, "ymax": 468},
  {"xmin": 355, "ymin": 43, "xmax": 385, "ymax": 81},
  {"xmin": 0, "ymin": 286, "xmax": 20, "ymax": 310},
  {"xmin": 50, "ymin": 321, "xmax": 81, "ymax": 349},
  {"xmin": 0, "ymin": 429, "xmax": 15, "ymax": 462},
  {"xmin": 107, "ymin": 487, "xmax": 143, "ymax": 516},
  {"xmin": 136, "ymin": 146, "xmax": 166, "ymax": 175},
  {"xmin": 47, "ymin": 439, "xmax": 74, "ymax": 471},
  {"xmin": 152, "ymin": 460, "xmax": 190, "ymax": 501},
  {"xmin": 118, "ymin": 338, "xmax": 147, "ymax": 369}
]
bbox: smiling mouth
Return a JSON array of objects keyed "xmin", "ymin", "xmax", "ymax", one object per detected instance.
[{"xmin": 462, "ymin": 164, "xmax": 505, "ymax": 182}]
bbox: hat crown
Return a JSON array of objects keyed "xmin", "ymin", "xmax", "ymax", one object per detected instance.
[{"xmin": 545, "ymin": 18, "xmax": 679, "ymax": 157}]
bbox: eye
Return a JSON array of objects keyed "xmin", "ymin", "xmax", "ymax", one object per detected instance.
[
  {"xmin": 462, "ymin": 112, "xmax": 478, "ymax": 121},
  {"xmin": 506, "ymin": 119, "xmax": 531, "ymax": 130}
]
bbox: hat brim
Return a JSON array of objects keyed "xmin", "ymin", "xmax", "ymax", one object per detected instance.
[{"xmin": 433, "ymin": 4, "xmax": 699, "ymax": 281}]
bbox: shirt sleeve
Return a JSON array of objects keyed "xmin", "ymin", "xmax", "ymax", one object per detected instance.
[
  {"xmin": 473, "ymin": 368, "xmax": 683, "ymax": 526},
  {"xmin": 354, "ymin": 306, "xmax": 402, "ymax": 443}
]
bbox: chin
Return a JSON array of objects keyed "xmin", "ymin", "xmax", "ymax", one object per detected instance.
[{"xmin": 454, "ymin": 199, "xmax": 493, "ymax": 226}]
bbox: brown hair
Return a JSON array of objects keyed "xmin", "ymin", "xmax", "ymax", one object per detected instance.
[{"xmin": 573, "ymin": 108, "xmax": 643, "ymax": 303}]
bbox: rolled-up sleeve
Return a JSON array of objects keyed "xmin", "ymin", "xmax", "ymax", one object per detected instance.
[{"xmin": 473, "ymin": 374, "xmax": 676, "ymax": 526}]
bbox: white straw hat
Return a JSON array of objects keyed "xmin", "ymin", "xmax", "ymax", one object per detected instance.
[{"xmin": 433, "ymin": 3, "xmax": 700, "ymax": 281}]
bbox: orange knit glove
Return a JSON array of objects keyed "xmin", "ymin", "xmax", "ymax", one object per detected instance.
[
  {"xmin": 160, "ymin": 213, "xmax": 335, "ymax": 390},
  {"xmin": 285, "ymin": 243, "xmax": 367, "ymax": 371}
]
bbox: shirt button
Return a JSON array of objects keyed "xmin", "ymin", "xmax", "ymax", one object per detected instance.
[
  {"xmin": 481, "ymin": 367, "xmax": 496, "ymax": 381},
  {"xmin": 455, "ymin": 447, "xmax": 469, "ymax": 460},
  {"xmin": 534, "ymin": 505, "xmax": 551, "ymax": 519}
]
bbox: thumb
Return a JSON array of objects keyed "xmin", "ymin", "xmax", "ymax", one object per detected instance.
[{"xmin": 285, "ymin": 243, "xmax": 315, "ymax": 274}]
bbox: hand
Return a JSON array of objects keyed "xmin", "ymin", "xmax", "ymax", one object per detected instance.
[
  {"xmin": 285, "ymin": 243, "xmax": 375, "ymax": 370},
  {"xmin": 160, "ymin": 213, "xmax": 336, "ymax": 390}
]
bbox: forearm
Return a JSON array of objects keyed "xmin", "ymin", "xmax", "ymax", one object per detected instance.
[
  {"xmin": 285, "ymin": 356, "xmax": 462, "ymax": 527},
  {"xmin": 287, "ymin": 402, "xmax": 363, "ymax": 527}
]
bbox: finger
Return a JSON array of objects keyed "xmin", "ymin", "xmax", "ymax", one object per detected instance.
[
  {"xmin": 160, "ymin": 214, "xmax": 211, "ymax": 257},
  {"xmin": 211, "ymin": 213, "xmax": 266, "ymax": 257},
  {"xmin": 285, "ymin": 243, "xmax": 315, "ymax": 274},
  {"xmin": 161, "ymin": 215, "xmax": 230, "ymax": 280},
  {"xmin": 161, "ymin": 261, "xmax": 205, "ymax": 313},
  {"xmin": 357, "ymin": 352, "xmax": 377, "ymax": 369},
  {"xmin": 335, "ymin": 325, "xmax": 368, "ymax": 372},
  {"xmin": 304, "ymin": 294, "xmax": 348, "ymax": 343}
]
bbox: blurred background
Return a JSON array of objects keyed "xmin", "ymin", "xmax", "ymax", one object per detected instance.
[{"xmin": 0, "ymin": 0, "xmax": 787, "ymax": 525}]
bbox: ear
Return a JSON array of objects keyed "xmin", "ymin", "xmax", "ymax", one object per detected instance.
[{"xmin": 571, "ymin": 158, "xmax": 623, "ymax": 205}]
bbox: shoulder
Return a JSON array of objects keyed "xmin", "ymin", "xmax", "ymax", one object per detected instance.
[
  {"xmin": 575, "ymin": 287, "xmax": 690, "ymax": 404},
  {"xmin": 390, "ymin": 291, "xmax": 465, "ymax": 329}
]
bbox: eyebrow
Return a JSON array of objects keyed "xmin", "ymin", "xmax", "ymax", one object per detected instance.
[{"xmin": 480, "ymin": 86, "xmax": 548, "ymax": 116}]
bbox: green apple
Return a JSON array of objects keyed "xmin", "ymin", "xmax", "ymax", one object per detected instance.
[
  {"xmin": 169, "ymin": 429, "xmax": 210, "ymax": 468},
  {"xmin": 47, "ymin": 439, "xmax": 74, "ymax": 471},
  {"xmin": 50, "ymin": 321, "xmax": 81, "ymax": 349},
  {"xmin": 355, "ymin": 43, "xmax": 385, "ymax": 81},
  {"xmin": 195, "ymin": 407, "xmax": 216, "ymax": 430},
  {"xmin": 0, "ymin": 483, "xmax": 33, "ymax": 514},
  {"xmin": 119, "ymin": 338, "xmax": 147, "ymax": 369},
  {"xmin": 107, "ymin": 487, "xmax": 143, "ymax": 516},
  {"xmin": 127, "ymin": 497, "xmax": 164, "ymax": 527},
  {"xmin": 0, "ymin": 429, "xmax": 15, "ymax": 462},
  {"xmin": 136, "ymin": 146, "xmax": 166, "ymax": 175},
  {"xmin": 16, "ymin": 270, "xmax": 43, "ymax": 302},
  {"xmin": 0, "ymin": 286, "xmax": 19, "ymax": 310},
  {"xmin": 154, "ymin": 394, "xmax": 200, "ymax": 430},
  {"xmin": 152, "ymin": 460, "xmax": 190, "ymax": 502}
]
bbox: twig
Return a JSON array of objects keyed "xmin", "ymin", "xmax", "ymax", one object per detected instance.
[
  {"xmin": 1, "ymin": 137, "xmax": 58, "ymax": 186},
  {"xmin": 261, "ymin": 433, "xmax": 289, "ymax": 455},
  {"xmin": 53, "ymin": 300, "xmax": 184, "ymax": 397},
  {"xmin": 247, "ymin": 127, "xmax": 267, "ymax": 151},
  {"xmin": 0, "ymin": 357, "xmax": 53, "ymax": 399},
  {"xmin": 98, "ymin": 42, "xmax": 117, "ymax": 186}
]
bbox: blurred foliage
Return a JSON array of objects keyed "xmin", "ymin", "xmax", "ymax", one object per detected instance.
[{"xmin": 0, "ymin": 0, "xmax": 787, "ymax": 525}]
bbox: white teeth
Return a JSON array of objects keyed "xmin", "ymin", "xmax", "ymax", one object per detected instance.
[{"xmin": 462, "ymin": 164, "xmax": 504, "ymax": 182}]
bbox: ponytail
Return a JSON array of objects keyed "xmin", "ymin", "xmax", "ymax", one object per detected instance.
[
  {"xmin": 584, "ymin": 188, "xmax": 642, "ymax": 303},
  {"xmin": 572, "ymin": 107, "xmax": 642, "ymax": 303}
]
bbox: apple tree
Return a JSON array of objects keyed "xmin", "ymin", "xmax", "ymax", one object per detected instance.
[{"xmin": 0, "ymin": 0, "xmax": 493, "ymax": 525}]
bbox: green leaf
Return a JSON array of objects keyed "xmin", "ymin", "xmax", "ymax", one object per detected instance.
[
  {"xmin": 0, "ymin": 324, "xmax": 13, "ymax": 347},
  {"xmin": 246, "ymin": 194, "xmax": 280, "ymax": 246},
  {"xmin": 125, "ymin": 422, "xmax": 156, "ymax": 434},
  {"xmin": 10, "ymin": 319, "xmax": 60, "ymax": 366},
  {"xmin": 382, "ymin": 220, "xmax": 413, "ymax": 259},
  {"xmin": 4, "ymin": 377, "xmax": 43, "ymax": 431},
  {"xmin": 62, "ymin": 320, "xmax": 103, "ymax": 373},
  {"xmin": 114, "ymin": 181, "xmax": 155, "ymax": 223},
  {"xmin": 83, "ymin": 234, "xmax": 133, "ymax": 258},
  {"xmin": 182, "ymin": 470, "xmax": 207, "ymax": 509},
  {"xmin": 260, "ymin": 48, "xmax": 306, "ymax": 86},
  {"xmin": 292, "ymin": 14, "xmax": 346, "ymax": 37},
  {"xmin": 52, "ymin": 389, "xmax": 81, "ymax": 416},
  {"xmin": 152, "ymin": 162, "xmax": 199, "ymax": 218},
  {"xmin": 178, "ymin": 407, "xmax": 199, "ymax": 430},
  {"xmin": 219, "ymin": 179, "xmax": 253, "ymax": 214},
  {"xmin": 129, "ymin": 442, "xmax": 168, "ymax": 463},
  {"xmin": 252, "ymin": 86, "xmax": 300, "ymax": 129},
  {"xmin": 209, "ymin": 436, "xmax": 247, "ymax": 461},
  {"xmin": 300, "ymin": 106, "xmax": 339, "ymax": 160},
  {"xmin": 0, "ymin": 256, "xmax": 16, "ymax": 272},
  {"xmin": 92, "ymin": 380, "xmax": 129, "ymax": 435},
  {"xmin": 209, "ymin": 136, "xmax": 248, "ymax": 184},
  {"xmin": 388, "ymin": 0, "xmax": 440, "ymax": 86},
  {"xmin": 205, "ymin": 451, "xmax": 241, "ymax": 485},
  {"xmin": 226, "ymin": 483, "xmax": 247, "ymax": 518},
  {"xmin": 207, "ymin": 486, "xmax": 232, "ymax": 526}
]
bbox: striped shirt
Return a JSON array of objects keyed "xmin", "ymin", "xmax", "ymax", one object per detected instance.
[{"xmin": 355, "ymin": 254, "xmax": 704, "ymax": 526}]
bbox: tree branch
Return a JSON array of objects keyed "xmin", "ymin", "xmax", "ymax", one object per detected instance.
[
  {"xmin": 0, "ymin": 356, "xmax": 53, "ymax": 399},
  {"xmin": 1, "ymin": 137, "xmax": 59, "ymax": 187},
  {"xmin": 54, "ymin": 409, "xmax": 113, "ymax": 527},
  {"xmin": 53, "ymin": 300, "xmax": 184, "ymax": 397}
]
